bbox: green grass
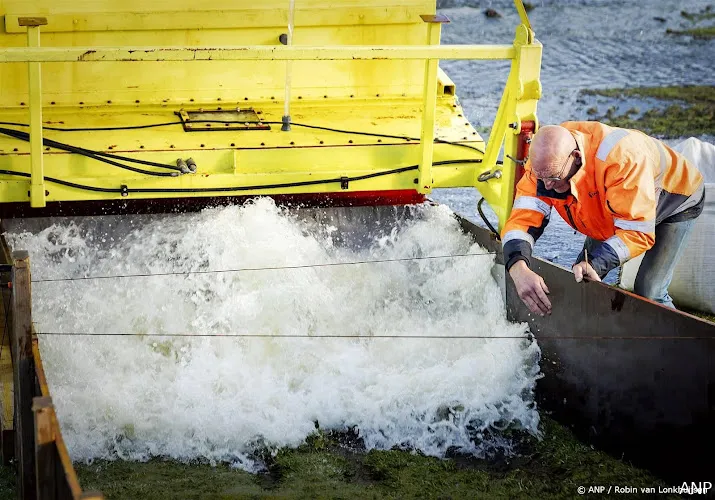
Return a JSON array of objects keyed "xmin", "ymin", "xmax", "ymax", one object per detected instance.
[
  {"xmin": 0, "ymin": 417, "xmax": 679, "ymax": 500},
  {"xmin": 666, "ymin": 26, "xmax": 715, "ymax": 39},
  {"xmin": 683, "ymin": 307, "xmax": 715, "ymax": 323},
  {"xmin": 580, "ymin": 85, "xmax": 715, "ymax": 138},
  {"xmin": 679, "ymin": 6, "xmax": 715, "ymax": 23}
]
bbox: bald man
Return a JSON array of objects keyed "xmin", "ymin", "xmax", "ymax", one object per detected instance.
[{"xmin": 501, "ymin": 121, "xmax": 705, "ymax": 315}]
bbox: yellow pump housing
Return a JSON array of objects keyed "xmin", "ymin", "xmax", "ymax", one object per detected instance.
[{"xmin": 0, "ymin": 0, "xmax": 542, "ymax": 230}]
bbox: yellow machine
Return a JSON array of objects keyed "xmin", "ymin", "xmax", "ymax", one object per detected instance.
[{"xmin": 0, "ymin": 0, "xmax": 541, "ymax": 229}]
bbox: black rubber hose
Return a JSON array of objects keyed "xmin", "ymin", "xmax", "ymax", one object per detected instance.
[
  {"xmin": 477, "ymin": 197, "xmax": 500, "ymax": 239},
  {"xmin": 0, "ymin": 159, "xmax": 482, "ymax": 195},
  {"xmin": 0, "ymin": 128, "xmax": 179, "ymax": 176}
]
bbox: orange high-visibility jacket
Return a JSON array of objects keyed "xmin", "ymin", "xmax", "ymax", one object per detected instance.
[{"xmin": 501, "ymin": 121, "xmax": 704, "ymax": 277}]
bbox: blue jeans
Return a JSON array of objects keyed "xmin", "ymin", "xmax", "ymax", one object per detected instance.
[{"xmin": 581, "ymin": 218, "xmax": 696, "ymax": 309}]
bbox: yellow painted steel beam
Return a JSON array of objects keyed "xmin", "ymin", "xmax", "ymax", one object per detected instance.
[
  {"xmin": 0, "ymin": 45, "xmax": 516, "ymax": 63},
  {"xmin": 25, "ymin": 23, "xmax": 46, "ymax": 208},
  {"xmin": 4, "ymin": 6, "xmax": 428, "ymax": 33},
  {"xmin": 473, "ymin": 23, "xmax": 542, "ymax": 231},
  {"xmin": 416, "ymin": 15, "xmax": 447, "ymax": 194},
  {"xmin": 513, "ymin": 0, "xmax": 533, "ymax": 33}
]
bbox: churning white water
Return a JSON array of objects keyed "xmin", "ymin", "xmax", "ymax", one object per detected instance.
[{"xmin": 4, "ymin": 199, "xmax": 540, "ymax": 470}]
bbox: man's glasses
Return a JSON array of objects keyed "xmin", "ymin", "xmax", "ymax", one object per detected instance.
[{"xmin": 530, "ymin": 150, "xmax": 577, "ymax": 182}]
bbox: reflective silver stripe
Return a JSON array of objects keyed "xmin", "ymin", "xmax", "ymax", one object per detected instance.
[
  {"xmin": 596, "ymin": 129, "xmax": 630, "ymax": 161},
  {"xmin": 603, "ymin": 235, "xmax": 630, "ymax": 264},
  {"xmin": 513, "ymin": 196, "xmax": 551, "ymax": 217},
  {"xmin": 614, "ymin": 219, "xmax": 655, "ymax": 233},
  {"xmin": 502, "ymin": 230, "xmax": 534, "ymax": 249}
]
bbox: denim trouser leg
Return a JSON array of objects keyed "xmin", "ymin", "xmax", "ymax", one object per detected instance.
[{"xmin": 632, "ymin": 218, "xmax": 696, "ymax": 309}]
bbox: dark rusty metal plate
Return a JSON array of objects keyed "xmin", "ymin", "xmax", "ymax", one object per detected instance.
[{"xmin": 176, "ymin": 108, "xmax": 270, "ymax": 132}]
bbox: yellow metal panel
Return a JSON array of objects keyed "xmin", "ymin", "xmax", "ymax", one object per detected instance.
[
  {"xmin": 0, "ymin": 98, "xmax": 485, "ymax": 203},
  {"xmin": 0, "ymin": 0, "xmax": 439, "ymax": 107}
]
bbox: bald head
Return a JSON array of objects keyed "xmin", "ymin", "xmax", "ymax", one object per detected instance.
[{"xmin": 529, "ymin": 125, "xmax": 577, "ymax": 178}]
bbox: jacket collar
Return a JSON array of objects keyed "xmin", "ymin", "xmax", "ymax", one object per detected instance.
[{"xmin": 567, "ymin": 131, "xmax": 591, "ymax": 201}]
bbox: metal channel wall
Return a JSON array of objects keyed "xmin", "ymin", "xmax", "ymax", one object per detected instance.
[{"xmin": 458, "ymin": 216, "xmax": 715, "ymax": 482}]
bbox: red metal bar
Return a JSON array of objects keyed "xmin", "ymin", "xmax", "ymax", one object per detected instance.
[
  {"xmin": 514, "ymin": 120, "xmax": 535, "ymax": 200},
  {"xmin": 0, "ymin": 190, "xmax": 427, "ymax": 218}
]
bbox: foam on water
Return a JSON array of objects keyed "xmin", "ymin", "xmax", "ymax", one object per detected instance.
[{"xmin": 4, "ymin": 199, "xmax": 540, "ymax": 470}]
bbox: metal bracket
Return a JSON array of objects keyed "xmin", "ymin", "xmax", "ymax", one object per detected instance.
[
  {"xmin": 478, "ymin": 169, "xmax": 503, "ymax": 182},
  {"xmin": 176, "ymin": 108, "xmax": 270, "ymax": 132}
]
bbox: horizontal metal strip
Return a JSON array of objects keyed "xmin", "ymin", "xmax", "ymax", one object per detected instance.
[
  {"xmin": 0, "ymin": 45, "xmax": 516, "ymax": 63},
  {"xmin": 5, "ymin": 7, "xmax": 427, "ymax": 33}
]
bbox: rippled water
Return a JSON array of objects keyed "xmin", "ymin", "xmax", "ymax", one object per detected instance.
[{"xmin": 432, "ymin": 0, "xmax": 714, "ymax": 272}]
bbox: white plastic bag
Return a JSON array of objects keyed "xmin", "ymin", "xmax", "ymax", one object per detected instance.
[{"xmin": 619, "ymin": 137, "xmax": 715, "ymax": 314}]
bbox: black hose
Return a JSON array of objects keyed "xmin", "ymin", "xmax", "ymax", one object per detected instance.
[
  {"xmin": 0, "ymin": 159, "xmax": 483, "ymax": 196},
  {"xmin": 0, "ymin": 128, "xmax": 180, "ymax": 177},
  {"xmin": 477, "ymin": 197, "xmax": 500, "ymax": 240}
]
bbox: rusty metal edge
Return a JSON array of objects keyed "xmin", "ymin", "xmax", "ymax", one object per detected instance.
[{"xmin": 32, "ymin": 330, "xmax": 85, "ymax": 498}]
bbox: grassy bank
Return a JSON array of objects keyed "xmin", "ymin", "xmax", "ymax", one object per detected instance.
[
  {"xmin": 667, "ymin": 6, "xmax": 715, "ymax": 39},
  {"xmin": 666, "ymin": 25, "xmax": 715, "ymax": 39},
  {"xmin": 581, "ymin": 85, "xmax": 715, "ymax": 138},
  {"xmin": 0, "ymin": 417, "xmax": 678, "ymax": 499}
]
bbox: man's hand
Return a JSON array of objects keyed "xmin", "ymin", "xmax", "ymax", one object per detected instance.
[
  {"xmin": 509, "ymin": 260, "xmax": 552, "ymax": 316},
  {"xmin": 572, "ymin": 261, "xmax": 601, "ymax": 283}
]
